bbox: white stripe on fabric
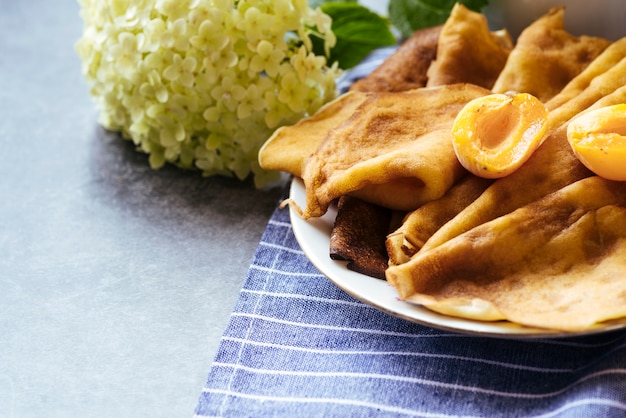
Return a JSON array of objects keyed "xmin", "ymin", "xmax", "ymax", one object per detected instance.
[
  {"xmin": 248, "ymin": 264, "xmax": 325, "ymax": 278},
  {"xmin": 208, "ymin": 363, "xmax": 626, "ymax": 400},
  {"xmin": 533, "ymin": 398, "xmax": 626, "ymax": 417},
  {"xmin": 220, "ymin": 336, "xmax": 574, "ymax": 373},
  {"xmin": 239, "ymin": 289, "xmax": 367, "ymax": 307},
  {"xmin": 201, "ymin": 388, "xmax": 473, "ymax": 418},
  {"xmin": 267, "ymin": 219, "xmax": 291, "ymax": 228},
  {"xmin": 535, "ymin": 336, "xmax": 626, "ymax": 349},
  {"xmin": 230, "ymin": 312, "xmax": 454, "ymax": 337},
  {"xmin": 258, "ymin": 241, "xmax": 304, "ymax": 255}
]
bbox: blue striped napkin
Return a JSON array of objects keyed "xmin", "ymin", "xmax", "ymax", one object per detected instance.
[{"xmin": 195, "ymin": 197, "xmax": 626, "ymax": 417}]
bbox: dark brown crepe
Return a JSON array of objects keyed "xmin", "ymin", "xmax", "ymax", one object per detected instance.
[
  {"xmin": 330, "ymin": 196, "xmax": 395, "ymax": 280},
  {"xmin": 349, "ymin": 25, "xmax": 441, "ymax": 93}
]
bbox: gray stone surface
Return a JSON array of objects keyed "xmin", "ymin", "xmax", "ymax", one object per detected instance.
[{"xmin": 0, "ymin": 1, "xmax": 283, "ymax": 416}]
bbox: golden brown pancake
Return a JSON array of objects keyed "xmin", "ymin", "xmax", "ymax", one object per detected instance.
[
  {"xmin": 545, "ymin": 37, "xmax": 626, "ymax": 111},
  {"xmin": 291, "ymin": 83, "xmax": 491, "ymax": 219},
  {"xmin": 546, "ymin": 38, "xmax": 626, "ymax": 127},
  {"xmin": 492, "ymin": 7, "xmax": 611, "ymax": 102},
  {"xmin": 426, "ymin": 3, "xmax": 513, "ymax": 89},
  {"xmin": 386, "ymin": 175, "xmax": 492, "ymax": 266},
  {"xmin": 350, "ymin": 25, "xmax": 441, "ymax": 93},
  {"xmin": 386, "ymin": 176, "xmax": 626, "ymax": 332},
  {"xmin": 258, "ymin": 91, "xmax": 370, "ymax": 177}
]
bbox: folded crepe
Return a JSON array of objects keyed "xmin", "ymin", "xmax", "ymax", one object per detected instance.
[
  {"xmin": 330, "ymin": 196, "xmax": 395, "ymax": 280},
  {"xmin": 259, "ymin": 25, "xmax": 441, "ymax": 178},
  {"xmin": 492, "ymin": 6, "xmax": 611, "ymax": 102},
  {"xmin": 258, "ymin": 91, "xmax": 370, "ymax": 177},
  {"xmin": 291, "ymin": 83, "xmax": 491, "ymax": 219},
  {"xmin": 386, "ymin": 175, "xmax": 492, "ymax": 266},
  {"xmin": 545, "ymin": 37, "xmax": 626, "ymax": 111},
  {"xmin": 386, "ymin": 176, "xmax": 626, "ymax": 332},
  {"xmin": 545, "ymin": 46, "xmax": 626, "ymax": 129},
  {"xmin": 426, "ymin": 3, "xmax": 513, "ymax": 89},
  {"xmin": 350, "ymin": 25, "xmax": 441, "ymax": 93}
]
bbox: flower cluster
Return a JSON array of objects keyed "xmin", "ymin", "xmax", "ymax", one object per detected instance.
[{"xmin": 76, "ymin": 0, "xmax": 340, "ymax": 186}]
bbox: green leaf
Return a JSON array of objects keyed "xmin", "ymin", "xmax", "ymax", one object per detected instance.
[
  {"xmin": 389, "ymin": 0, "xmax": 489, "ymax": 39},
  {"xmin": 317, "ymin": 2, "xmax": 396, "ymax": 69}
]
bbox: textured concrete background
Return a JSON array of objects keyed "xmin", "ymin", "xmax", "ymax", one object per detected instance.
[{"xmin": 0, "ymin": 1, "xmax": 283, "ymax": 416}]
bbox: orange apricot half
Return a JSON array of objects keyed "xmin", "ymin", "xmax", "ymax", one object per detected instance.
[
  {"xmin": 567, "ymin": 104, "xmax": 626, "ymax": 181},
  {"xmin": 451, "ymin": 93, "xmax": 549, "ymax": 179}
]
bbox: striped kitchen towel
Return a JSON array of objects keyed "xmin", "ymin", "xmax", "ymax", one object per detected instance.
[{"xmin": 194, "ymin": 196, "xmax": 626, "ymax": 417}]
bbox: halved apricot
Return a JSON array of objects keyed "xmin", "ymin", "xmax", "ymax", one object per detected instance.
[
  {"xmin": 567, "ymin": 104, "xmax": 626, "ymax": 181},
  {"xmin": 451, "ymin": 93, "xmax": 549, "ymax": 179}
]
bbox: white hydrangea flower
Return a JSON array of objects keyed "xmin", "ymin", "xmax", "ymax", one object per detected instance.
[{"xmin": 76, "ymin": 0, "xmax": 340, "ymax": 187}]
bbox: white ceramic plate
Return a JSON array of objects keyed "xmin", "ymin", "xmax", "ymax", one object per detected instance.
[{"xmin": 289, "ymin": 177, "xmax": 626, "ymax": 338}]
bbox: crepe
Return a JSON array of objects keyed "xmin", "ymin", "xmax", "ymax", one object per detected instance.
[
  {"xmin": 290, "ymin": 83, "xmax": 492, "ymax": 219},
  {"xmin": 426, "ymin": 3, "xmax": 513, "ymax": 89},
  {"xmin": 350, "ymin": 25, "xmax": 441, "ymax": 93},
  {"xmin": 544, "ymin": 48, "xmax": 626, "ymax": 129},
  {"xmin": 330, "ymin": 196, "xmax": 395, "ymax": 280},
  {"xmin": 258, "ymin": 91, "xmax": 370, "ymax": 177},
  {"xmin": 545, "ymin": 37, "xmax": 626, "ymax": 111},
  {"xmin": 492, "ymin": 7, "xmax": 611, "ymax": 102},
  {"xmin": 259, "ymin": 24, "xmax": 443, "ymax": 178},
  {"xmin": 386, "ymin": 175, "xmax": 492, "ymax": 266},
  {"xmin": 386, "ymin": 176, "xmax": 626, "ymax": 332}
]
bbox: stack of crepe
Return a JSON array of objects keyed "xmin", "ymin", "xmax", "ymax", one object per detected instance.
[{"xmin": 258, "ymin": 4, "xmax": 626, "ymax": 332}]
